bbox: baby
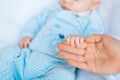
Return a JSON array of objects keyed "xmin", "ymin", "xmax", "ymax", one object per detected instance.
[{"xmin": 0, "ymin": 0, "xmax": 104, "ymax": 80}]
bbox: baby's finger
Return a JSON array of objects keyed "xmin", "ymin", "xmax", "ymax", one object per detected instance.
[
  {"xmin": 80, "ymin": 36, "xmax": 84, "ymax": 43},
  {"xmin": 70, "ymin": 36, "xmax": 75, "ymax": 47},
  {"xmin": 66, "ymin": 36, "xmax": 71, "ymax": 45},
  {"xmin": 75, "ymin": 35, "xmax": 81, "ymax": 48},
  {"xmin": 79, "ymin": 37, "xmax": 86, "ymax": 48}
]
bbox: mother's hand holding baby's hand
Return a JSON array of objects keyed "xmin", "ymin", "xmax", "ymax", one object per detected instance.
[{"xmin": 58, "ymin": 34, "xmax": 120, "ymax": 74}]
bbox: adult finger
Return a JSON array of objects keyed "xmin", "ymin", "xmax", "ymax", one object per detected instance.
[
  {"xmin": 58, "ymin": 43, "xmax": 85, "ymax": 55},
  {"xmin": 58, "ymin": 51, "xmax": 85, "ymax": 62},
  {"xmin": 68, "ymin": 59, "xmax": 90, "ymax": 71},
  {"xmin": 85, "ymin": 34, "xmax": 103, "ymax": 43}
]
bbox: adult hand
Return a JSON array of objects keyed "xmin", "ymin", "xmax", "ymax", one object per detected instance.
[{"xmin": 58, "ymin": 34, "xmax": 120, "ymax": 74}]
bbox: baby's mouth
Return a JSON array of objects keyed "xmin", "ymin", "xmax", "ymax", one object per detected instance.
[{"xmin": 61, "ymin": 5, "xmax": 68, "ymax": 10}]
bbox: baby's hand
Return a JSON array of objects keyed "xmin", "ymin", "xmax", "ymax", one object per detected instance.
[
  {"xmin": 66, "ymin": 35, "xmax": 86, "ymax": 48},
  {"xmin": 19, "ymin": 36, "xmax": 32, "ymax": 48}
]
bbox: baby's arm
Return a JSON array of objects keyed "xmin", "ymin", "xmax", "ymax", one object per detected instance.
[
  {"xmin": 19, "ymin": 17, "xmax": 40, "ymax": 48},
  {"xmin": 19, "ymin": 5, "xmax": 58, "ymax": 48},
  {"xmin": 66, "ymin": 35, "xmax": 86, "ymax": 48},
  {"xmin": 19, "ymin": 4, "xmax": 62, "ymax": 48}
]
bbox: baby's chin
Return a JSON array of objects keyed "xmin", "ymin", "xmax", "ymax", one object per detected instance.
[
  {"xmin": 61, "ymin": 5, "xmax": 69, "ymax": 10},
  {"xmin": 61, "ymin": 6, "xmax": 81, "ymax": 12}
]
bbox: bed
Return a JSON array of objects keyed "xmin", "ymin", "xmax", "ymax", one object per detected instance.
[{"xmin": 0, "ymin": 0, "xmax": 120, "ymax": 79}]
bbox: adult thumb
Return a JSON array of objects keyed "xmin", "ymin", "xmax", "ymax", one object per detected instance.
[{"xmin": 85, "ymin": 34, "xmax": 103, "ymax": 43}]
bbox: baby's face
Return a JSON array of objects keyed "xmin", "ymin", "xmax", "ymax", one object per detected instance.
[{"xmin": 60, "ymin": 0, "xmax": 100, "ymax": 12}]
